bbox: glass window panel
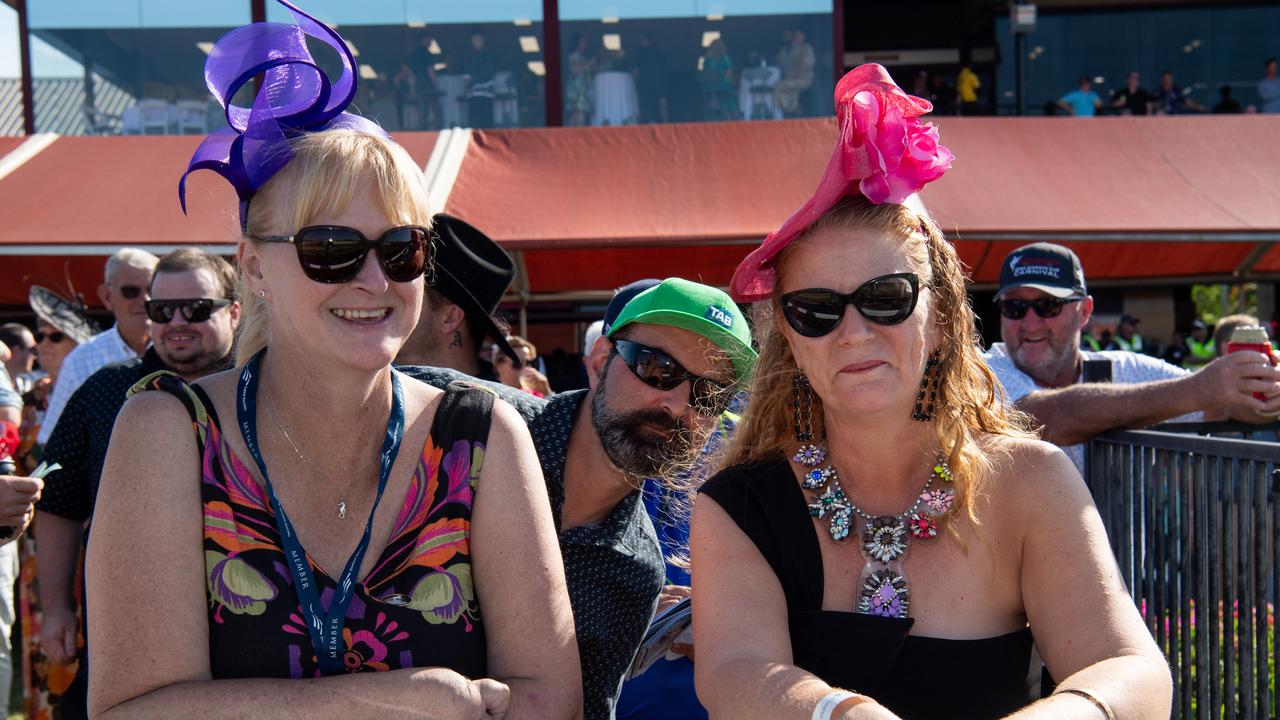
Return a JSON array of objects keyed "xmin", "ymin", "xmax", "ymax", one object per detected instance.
[
  {"xmin": 561, "ymin": 1, "xmax": 832, "ymax": 126},
  {"xmin": 28, "ymin": 0, "xmax": 250, "ymax": 135},
  {"xmin": 997, "ymin": 5, "xmax": 1280, "ymax": 116},
  {"xmin": 268, "ymin": 1, "xmax": 546, "ymax": 129},
  {"xmin": 2, "ymin": 4, "xmax": 21, "ymax": 136}
]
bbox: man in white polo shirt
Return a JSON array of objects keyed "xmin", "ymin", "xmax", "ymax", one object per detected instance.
[{"xmin": 983, "ymin": 242, "xmax": 1280, "ymax": 474}]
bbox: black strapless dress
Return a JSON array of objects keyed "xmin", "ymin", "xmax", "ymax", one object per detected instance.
[{"xmin": 699, "ymin": 456, "xmax": 1036, "ymax": 720}]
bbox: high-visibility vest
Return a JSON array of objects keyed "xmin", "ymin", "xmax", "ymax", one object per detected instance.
[
  {"xmin": 1081, "ymin": 333, "xmax": 1101, "ymax": 352},
  {"xmin": 1185, "ymin": 337, "xmax": 1215, "ymax": 368},
  {"xmin": 1112, "ymin": 334, "xmax": 1143, "ymax": 353}
]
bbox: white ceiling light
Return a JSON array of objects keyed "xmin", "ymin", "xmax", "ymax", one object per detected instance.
[
  {"xmin": 359, "ymin": 64, "xmax": 377, "ymax": 80},
  {"xmin": 520, "ymin": 36, "xmax": 540, "ymax": 54},
  {"xmin": 527, "ymin": 61, "xmax": 546, "ymax": 76},
  {"xmin": 603, "ymin": 34, "xmax": 621, "ymax": 51},
  {"xmin": 196, "ymin": 42, "xmax": 215, "ymax": 55},
  {"xmin": 702, "ymin": 31, "xmax": 721, "ymax": 48}
]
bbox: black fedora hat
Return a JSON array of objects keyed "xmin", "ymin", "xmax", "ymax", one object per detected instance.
[{"xmin": 429, "ymin": 214, "xmax": 521, "ymax": 365}]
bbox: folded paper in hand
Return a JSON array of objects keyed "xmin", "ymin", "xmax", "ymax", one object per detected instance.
[
  {"xmin": 31, "ymin": 462, "xmax": 62, "ymax": 480},
  {"xmin": 627, "ymin": 596, "xmax": 692, "ymax": 680}
]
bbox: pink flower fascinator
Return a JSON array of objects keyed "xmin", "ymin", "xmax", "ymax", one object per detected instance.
[{"xmin": 729, "ymin": 63, "xmax": 954, "ymax": 302}]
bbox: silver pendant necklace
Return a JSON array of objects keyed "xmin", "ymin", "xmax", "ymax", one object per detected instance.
[
  {"xmin": 793, "ymin": 443, "xmax": 955, "ymax": 618},
  {"xmin": 265, "ymin": 401, "xmax": 351, "ymax": 519}
]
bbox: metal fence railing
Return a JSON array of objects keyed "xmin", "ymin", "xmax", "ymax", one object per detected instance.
[{"xmin": 1087, "ymin": 425, "xmax": 1279, "ymax": 720}]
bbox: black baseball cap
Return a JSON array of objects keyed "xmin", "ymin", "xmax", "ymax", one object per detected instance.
[
  {"xmin": 994, "ymin": 242, "xmax": 1087, "ymax": 301},
  {"xmin": 602, "ymin": 279, "xmax": 661, "ymax": 334}
]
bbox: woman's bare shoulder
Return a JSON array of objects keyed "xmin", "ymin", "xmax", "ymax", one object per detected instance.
[
  {"xmin": 975, "ymin": 434, "xmax": 1085, "ymax": 509},
  {"xmin": 108, "ymin": 388, "xmax": 203, "ymax": 500}
]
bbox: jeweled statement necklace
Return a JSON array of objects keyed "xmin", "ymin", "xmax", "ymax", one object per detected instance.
[{"xmin": 793, "ymin": 442, "xmax": 954, "ymax": 618}]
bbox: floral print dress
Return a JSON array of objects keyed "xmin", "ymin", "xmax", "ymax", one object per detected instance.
[{"xmin": 135, "ymin": 373, "xmax": 491, "ymax": 679}]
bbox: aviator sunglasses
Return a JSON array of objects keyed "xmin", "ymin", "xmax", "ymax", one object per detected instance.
[
  {"xmin": 996, "ymin": 296, "xmax": 1082, "ymax": 321},
  {"xmin": 256, "ymin": 225, "xmax": 433, "ymax": 284},
  {"xmin": 145, "ymin": 298, "xmax": 233, "ymax": 324},
  {"xmin": 34, "ymin": 330, "xmax": 67, "ymax": 344},
  {"xmin": 612, "ymin": 338, "xmax": 731, "ymax": 416},
  {"xmin": 780, "ymin": 272, "xmax": 921, "ymax": 337}
]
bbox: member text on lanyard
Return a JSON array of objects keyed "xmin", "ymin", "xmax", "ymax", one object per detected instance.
[{"xmin": 237, "ymin": 350, "xmax": 405, "ymax": 675}]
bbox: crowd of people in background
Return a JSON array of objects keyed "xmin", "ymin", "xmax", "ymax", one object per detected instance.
[
  {"xmin": 363, "ymin": 24, "xmax": 824, "ymax": 130},
  {"xmin": 1054, "ymin": 57, "xmax": 1280, "ymax": 116}
]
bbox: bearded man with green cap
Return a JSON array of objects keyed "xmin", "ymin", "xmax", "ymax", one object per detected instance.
[{"xmin": 528, "ymin": 277, "xmax": 755, "ymax": 720}]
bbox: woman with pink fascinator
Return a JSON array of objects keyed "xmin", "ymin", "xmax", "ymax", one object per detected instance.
[{"xmin": 690, "ymin": 64, "xmax": 1171, "ymax": 719}]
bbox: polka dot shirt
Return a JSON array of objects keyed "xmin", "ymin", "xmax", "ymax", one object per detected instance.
[
  {"xmin": 531, "ymin": 390, "xmax": 665, "ymax": 720},
  {"xmin": 38, "ymin": 349, "xmax": 168, "ymax": 523}
]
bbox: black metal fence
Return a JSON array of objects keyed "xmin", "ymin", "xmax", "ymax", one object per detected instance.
[{"xmin": 1087, "ymin": 425, "xmax": 1279, "ymax": 720}]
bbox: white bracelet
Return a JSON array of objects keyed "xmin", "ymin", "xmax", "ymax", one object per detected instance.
[{"xmin": 812, "ymin": 690, "xmax": 857, "ymax": 720}]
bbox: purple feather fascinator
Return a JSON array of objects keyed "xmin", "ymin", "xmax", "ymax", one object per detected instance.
[{"xmin": 178, "ymin": 0, "xmax": 388, "ymax": 230}]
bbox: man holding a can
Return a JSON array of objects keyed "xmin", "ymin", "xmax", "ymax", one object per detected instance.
[{"xmin": 983, "ymin": 242, "xmax": 1280, "ymax": 475}]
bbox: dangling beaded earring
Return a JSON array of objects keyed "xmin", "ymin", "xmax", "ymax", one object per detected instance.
[
  {"xmin": 791, "ymin": 373, "xmax": 825, "ymax": 467},
  {"xmin": 911, "ymin": 350, "xmax": 943, "ymax": 422}
]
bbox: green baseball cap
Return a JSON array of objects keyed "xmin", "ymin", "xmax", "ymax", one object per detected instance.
[{"xmin": 606, "ymin": 277, "xmax": 757, "ymax": 384}]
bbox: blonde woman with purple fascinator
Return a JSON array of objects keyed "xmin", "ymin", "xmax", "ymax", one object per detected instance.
[{"xmin": 84, "ymin": 3, "xmax": 580, "ymax": 718}]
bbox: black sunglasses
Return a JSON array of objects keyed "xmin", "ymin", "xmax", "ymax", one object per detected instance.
[
  {"xmin": 115, "ymin": 284, "xmax": 146, "ymax": 300},
  {"xmin": 34, "ymin": 331, "xmax": 67, "ymax": 344},
  {"xmin": 612, "ymin": 338, "xmax": 731, "ymax": 416},
  {"xmin": 145, "ymin": 298, "xmax": 232, "ymax": 324},
  {"xmin": 996, "ymin": 296, "xmax": 1082, "ymax": 321},
  {"xmin": 257, "ymin": 225, "xmax": 433, "ymax": 284},
  {"xmin": 780, "ymin": 272, "xmax": 921, "ymax": 338}
]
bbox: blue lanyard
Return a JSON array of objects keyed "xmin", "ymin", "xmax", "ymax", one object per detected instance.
[{"xmin": 236, "ymin": 350, "xmax": 405, "ymax": 675}]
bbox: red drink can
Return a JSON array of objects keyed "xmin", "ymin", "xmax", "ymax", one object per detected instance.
[{"xmin": 1226, "ymin": 325, "xmax": 1276, "ymax": 402}]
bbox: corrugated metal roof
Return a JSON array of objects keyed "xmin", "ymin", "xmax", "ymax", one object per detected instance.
[{"xmin": 0, "ymin": 76, "xmax": 135, "ymax": 136}]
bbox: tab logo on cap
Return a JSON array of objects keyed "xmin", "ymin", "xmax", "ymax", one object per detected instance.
[
  {"xmin": 705, "ymin": 305, "xmax": 734, "ymax": 329},
  {"xmin": 1009, "ymin": 254, "xmax": 1062, "ymax": 280}
]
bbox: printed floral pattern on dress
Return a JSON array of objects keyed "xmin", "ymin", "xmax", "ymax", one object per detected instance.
[{"xmin": 138, "ymin": 373, "xmax": 490, "ymax": 678}]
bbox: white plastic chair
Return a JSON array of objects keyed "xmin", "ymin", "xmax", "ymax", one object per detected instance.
[
  {"xmin": 174, "ymin": 100, "xmax": 207, "ymax": 134},
  {"xmin": 136, "ymin": 99, "xmax": 171, "ymax": 134}
]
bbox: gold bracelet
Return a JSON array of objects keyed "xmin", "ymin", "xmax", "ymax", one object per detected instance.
[{"xmin": 1055, "ymin": 688, "xmax": 1116, "ymax": 720}]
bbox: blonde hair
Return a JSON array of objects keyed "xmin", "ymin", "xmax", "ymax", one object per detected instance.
[
  {"xmin": 508, "ymin": 335, "xmax": 537, "ymax": 362},
  {"xmin": 1212, "ymin": 313, "xmax": 1261, "ymax": 356},
  {"xmin": 722, "ymin": 195, "xmax": 1034, "ymax": 528},
  {"xmin": 235, "ymin": 130, "xmax": 434, "ymax": 365}
]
